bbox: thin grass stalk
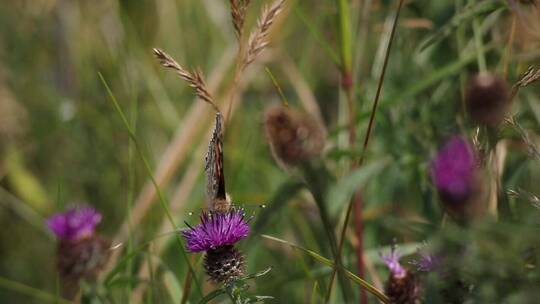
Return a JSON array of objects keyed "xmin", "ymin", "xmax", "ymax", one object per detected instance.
[
  {"xmin": 331, "ymin": 0, "xmax": 405, "ymax": 302},
  {"xmin": 456, "ymin": 0, "xmax": 467, "ymax": 105},
  {"xmin": 325, "ymin": 0, "xmax": 357, "ymax": 302},
  {"xmin": 98, "ymin": 73, "xmax": 203, "ymax": 297},
  {"xmin": 0, "ymin": 277, "xmax": 72, "ymax": 304},
  {"xmin": 502, "ymin": 14, "xmax": 517, "ymax": 78},
  {"xmin": 471, "ymin": 0, "xmax": 487, "ymax": 72},
  {"xmin": 180, "ymin": 255, "xmax": 196, "ymax": 304},
  {"xmin": 125, "ymin": 96, "xmax": 138, "ymax": 301}
]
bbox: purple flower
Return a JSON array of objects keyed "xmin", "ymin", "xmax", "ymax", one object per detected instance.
[
  {"xmin": 382, "ymin": 246, "xmax": 407, "ymax": 279},
  {"xmin": 182, "ymin": 209, "xmax": 250, "ymax": 253},
  {"xmin": 430, "ymin": 137, "xmax": 476, "ymax": 201},
  {"xmin": 47, "ymin": 206, "xmax": 102, "ymax": 241},
  {"xmin": 410, "ymin": 252, "xmax": 441, "ymax": 273}
]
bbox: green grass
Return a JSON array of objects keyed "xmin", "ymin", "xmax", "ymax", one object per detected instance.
[{"xmin": 0, "ymin": 0, "xmax": 539, "ymax": 303}]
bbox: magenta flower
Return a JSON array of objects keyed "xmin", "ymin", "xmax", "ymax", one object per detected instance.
[
  {"xmin": 47, "ymin": 206, "xmax": 102, "ymax": 242},
  {"xmin": 430, "ymin": 137, "xmax": 476, "ymax": 201},
  {"xmin": 382, "ymin": 246, "xmax": 407, "ymax": 279},
  {"xmin": 182, "ymin": 209, "xmax": 250, "ymax": 253}
]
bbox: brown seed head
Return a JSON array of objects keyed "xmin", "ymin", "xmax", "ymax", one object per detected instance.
[
  {"xmin": 465, "ymin": 73, "xmax": 511, "ymax": 127},
  {"xmin": 263, "ymin": 105, "xmax": 325, "ymax": 167}
]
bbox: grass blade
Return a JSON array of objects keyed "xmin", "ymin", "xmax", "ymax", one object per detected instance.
[
  {"xmin": 98, "ymin": 72, "xmax": 203, "ymax": 298},
  {"xmin": 261, "ymin": 234, "xmax": 390, "ymax": 303}
]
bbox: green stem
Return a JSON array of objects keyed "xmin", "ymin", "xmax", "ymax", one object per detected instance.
[
  {"xmin": 302, "ymin": 163, "xmax": 353, "ymax": 302},
  {"xmin": 337, "ymin": 0, "xmax": 353, "ymax": 75},
  {"xmin": 471, "ymin": 0, "xmax": 487, "ymax": 72},
  {"xmin": 456, "ymin": 0, "xmax": 466, "ymax": 105}
]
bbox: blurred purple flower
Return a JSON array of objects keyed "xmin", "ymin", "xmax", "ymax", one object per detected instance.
[
  {"xmin": 382, "ymin": 246, "xmax": 407, "ymax": 279},
  {"xmin": 182, "ymin": 209, "xmax": 250, "ymax": 253},
  {"xmin": 47, "ymin": 206, "xmax": 102, "ymax": 241},
  {"xmin": 430, "ymin": 137, "xmax": 476, "ymax": 201},
  {"xmin": 410, "ymin": 252, "xmax": 441, "ymax": 273}
]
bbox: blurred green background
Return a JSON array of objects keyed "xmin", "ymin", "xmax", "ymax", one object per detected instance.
[{"xmin": 0, "ymin": 0, "xmax": 539, "ymax": 303}]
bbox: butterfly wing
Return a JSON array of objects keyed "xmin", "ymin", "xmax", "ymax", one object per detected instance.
[{"xmin": 205, "ymin": 112, "xmax": 228, "ymax": 211}]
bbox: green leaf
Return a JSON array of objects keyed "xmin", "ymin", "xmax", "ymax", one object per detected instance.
[
  {"xmin": 327, "ymin": 160, "xmax": 389, "ymax": 218},
  {"xmin": 164, "ymin": 271, "xmax": 184, "ymax": 304},
  {"xmin": 416, "ymin": 0, "xmax": 504, "ymax": 52}
]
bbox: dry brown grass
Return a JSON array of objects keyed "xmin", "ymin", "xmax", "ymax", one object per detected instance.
[
  {"xmin": 153, "ymin": 48, "xmax": 220, "ymax": 112},
  {"xmin": 243, "ymin": 0, "xmax": 285, "ymax": 69},
  {"xmin": 229, "ymin": 0, "xmax": 252, "ymax": 39}
]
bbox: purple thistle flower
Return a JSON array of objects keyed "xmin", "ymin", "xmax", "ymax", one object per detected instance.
[
  {"xmin": 382, "ymin": 246, "xmax": 407, "ymax": 279},
  {"xmin": 410, "ymin": 252, "xmax": 441, "ymax": 273},
  {"xmin": 181, "ymin": 209, "xmax": 250, "ymax": 253},
  {"xmin": 47, "ymin": 206, "xmax": 102, "ymax": 242},
  {"xmin": 430, "ymin": 136, "xmax": 476, "ymax": 201}
]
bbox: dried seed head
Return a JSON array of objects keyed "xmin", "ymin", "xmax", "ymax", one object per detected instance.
[
  {"xmin": 263, "ymin": 105, "xmax": 325, "ymax": 168},
  {"xmin": 204, "ymin": 245, "xmax": 245, "ymax": 283},
  {"xmin": 465, "ymin": 73, "xmax": 511, "ymax": 127},
  {"xmin": 57, "ymin": 235, "xmax": 110, "ymax": 299},
  {"xmin": 430, "ymin": 137, "xmax": 489, "ymax": 222},
  {"xmin": 244, "ymin": 0, "xmax": 285, "ymax": 69}
]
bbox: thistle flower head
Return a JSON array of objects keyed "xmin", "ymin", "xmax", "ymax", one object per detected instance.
[
  {"xmin": 430, "ymin": 137, "xmax": 476, "ymax": 202},
  {"xmin": 382, "ymin": 245, "xmax": 407, "ymax": 279},
  {"xmin": 181, "ymin": 208, "xmax": 250, "ymax": 252},
  {"xmin": 47, "ymin": 206, "xmax": 102, "ymax": 242}
]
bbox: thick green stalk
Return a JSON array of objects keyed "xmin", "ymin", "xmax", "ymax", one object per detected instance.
[
  {"xmin": 337, "ymin": 0, "xmax": 353, "ymax": 78},
  {"xmin": 302, "ymin": 163, "xmax": 353, "ymax": 303}
]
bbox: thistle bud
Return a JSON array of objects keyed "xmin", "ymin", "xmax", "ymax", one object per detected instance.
[
  {"xmin": 465, "ymin": 73, "xmax": 510, "ymax": 127},
  {"xmin": 46, "ymin": 206, "xmax": 110, "ymax": 298},
  {"xmin": 263, "ymin": 105, "xmax": 325, "ymax": 168},
  {"xmin": 430, "ymin": 137, "xmax": 488, "ymax": 222},
  {"xmin": 382, "ymin": 246, "xmax": 421, "ymax": 304}
]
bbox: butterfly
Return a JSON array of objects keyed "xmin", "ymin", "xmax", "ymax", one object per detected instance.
[
  {"xmin": 205, "ymin": 112, "xmax": 231, "ymax": 213},
  {"xmin": 203, "ymin": 112, "xmax": 267, "ymax": 215}
]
